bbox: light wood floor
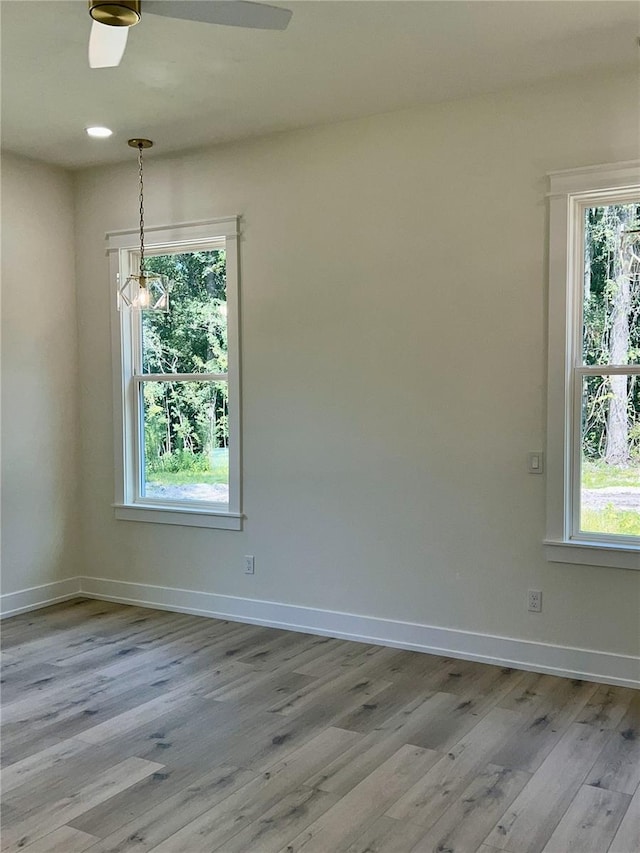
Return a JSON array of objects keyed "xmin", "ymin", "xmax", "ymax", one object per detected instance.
[{"xmin": 1, "ymin": 599, "xmax": 638, "ymax": 853}]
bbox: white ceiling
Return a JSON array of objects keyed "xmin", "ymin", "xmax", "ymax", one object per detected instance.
[{"xmin": 1, "ymin": 0, "xmax": 639, "ymax": 169}]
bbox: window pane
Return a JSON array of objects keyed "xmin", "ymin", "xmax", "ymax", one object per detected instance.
[
  {"xmin": 141, "ymin": 380, "xmax": 229, "ymax": 504},
  {"xmin": 582, "ymin": 203, "xmax": 640, "ymax": 366},
  {"xmin": 580, "ymin": 374, "xmax": 640, "ymax": 537},
  {"xmin": 142, "ymin": 250, "xmax": 227, "ymax": 374}
]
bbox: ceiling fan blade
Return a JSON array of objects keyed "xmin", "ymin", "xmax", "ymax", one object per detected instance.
[
  {"xmin": 89, "ymin": 20, "xmax": 129, "ymax": 68},
  {"xmin": 144, "ymin": 1, "xmax": 292, "ymax": 31}
]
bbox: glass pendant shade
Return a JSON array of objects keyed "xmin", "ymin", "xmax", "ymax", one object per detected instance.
[
  {"xmin": 118, "ymin": 138, "xmax": 169, "ymax": 312},
  {"xmin": 118, "ymin": 271, "xmax": 169, "ymax": 311}
]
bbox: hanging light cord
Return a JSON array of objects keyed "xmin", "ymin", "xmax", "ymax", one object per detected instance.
[{"xmin": 138, "ymin": 143, "xmax": 146, "ymax": 276}]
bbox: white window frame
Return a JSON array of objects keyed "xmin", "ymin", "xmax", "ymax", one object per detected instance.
[
  {"xmin": 108, "ymin": 217, "xmax": 242, "ymax": 530},
  {"xmin": 545, "ymin": 162, "xmax": 640, "ymax": 570}
]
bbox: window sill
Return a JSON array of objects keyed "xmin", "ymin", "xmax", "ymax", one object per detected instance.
[
  {"xmin": 544, "ymin": 539, "xmax": 640, "ymax": 570},
  {"xmin": 114, "ymin": 503, "xmax": 243, "ymax": 530}
]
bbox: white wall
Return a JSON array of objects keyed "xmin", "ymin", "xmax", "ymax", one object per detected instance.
[
  {"xmin": 73, "ymin": 68, "xmax": 640, "ymax": 662},
  {"xmin": 1, "ymin": 153, "xmax": 81, "ymax": 595}
]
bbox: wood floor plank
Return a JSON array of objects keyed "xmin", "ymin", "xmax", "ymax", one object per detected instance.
[
  {"xmin": 4, "ymin": 721, "xmax": 210, "ymax": 824},
  {"xmin": 385, "ymin": 666, "xmax": 526, "ymax": 757},
  {"xmin": 167, "ymin": 621, "xmax": 284, "ymax": 663},
  {"xmin": 57, "ymin": 619, "xmax": 265, "ymax": 686},
  {"xmin": 40, "ymin": 682, "xmax": 322, "ymax": 831},
  {"xmin": 617, "ymin": 691, "xmax": 640, "ymax": 734},
  {"xmin": 577, "ymin": 683, "xmax": 638, "ymax": 729},
  {"xmin": 206, "ymin": 667, "xmax": 315, "ymax": 707},
  {"xmin": 423, "ymin": 659, "xmax": 523, "ymax": 701},
  {"xmin": 0, "ymin": 600, "xmax": 122, "ymax": 648},
  {"xmin": 407, "ymin": 763, "xmax": 531, "ymax": 853},
  {"xmin": 91, "ymin": 610, "xmax": 206, "ymax": 648},
  {"xmin": 540, "ymin": 784, "xmax": 630, "ymax": 853},
  {"xmin": 275, "ymin": 634, "xmax": 361, "ymax": 673},
  {"xmin": 41, "ymin": 619, "xmax": 207, "ymax": 675},
  {"xmin": 212, "ymin": 786, "xmax": 339, "ymax": 853},
  {"xmin": 144, "ymin": 727, "xmax": 361, "ymax": 852},
  {"xmin": 96, "ymin": 614, "xmax": 257, "ymax": 662},
  {"xmin": 269, "ymin": 650, "xmax": 393, "ymax": 717},
  {"xmin": 272, "ymin": 635, "xmax": 344, "ymax": 674},
  {"xmin": 332, "ymin": 678, "xmax": 436, "ymax": 735},
  {"xmin": 236, "ymin": 629, "xmax": 322, "ymax": 670},
  {"xmin": 586, "ymin": 724, "xmax": 640, "ymax": 795},
  {"xmin": 0, "ymin": 660, "xmax": 72, "ymax": 706},
  {"xmin": 342, "ymin": 815, "xmax": 427, "ymax": 853},
  {"xmin": 490, "ymin": 677, "xmax": 598, "ymax": 773},
  {"xmin": 68, "ymin": 701, "xmax": 330, "ymax": 837},
  {"xmin": 347, "ymin": 646, "xmax": 444, "ymax": 686},
  {"xmin": 1, "ymin": 756, "xmax": 164, "ymax": 852},
  {"xmin": 72, "ymin": 669, "xmax": 228, "ymax": 745},
  {"xmin": 2, "ymin": 666, "xmax": 124, "ymax": 726},
  {"xmin": 8, "ymin": 825, "xmax": 98, "ymax": 852},
  {"xmin": 1, "ymin": 603, "xmax": 156, "ymax": 662},
  {"xmin": 1, "ymin": 640, "xmax": 261, "ymax": 760},
  {"xmin": 1, "ymin": 737, "xmax": 91, "ymax": 794},
  {"xmin": 406, "ymin": 691, "xmax": 503, "ymax": 753},
  {"xmin": 235, "ymin": 679, "xmax": 393, "ymax": 775},
  {"xmin": 307, "ymin": 691, "xmax": 455, "ymax": 795},
  {"xmin": 498, "ymin": 672, "xmax": 575, "ymax": 712},
  {"xmin": 93, "ymin": 634, "xmax": 256, "ymax": 687},
  {"xmin": 386, "ymin": 708, "xmax": 522, "ymax": 829},
  {"xmin": 1, "ymin": 668, "xmax": 195, "ymax": 757},
  {"xmin": 1, "ymin": 732, "xmax": 68, "ymax": 768},
  {"xmin": 2, "ymin": 623, "xmax": 210, "ymax": 723},
  {"xmin": 292, "ymin": 639, "xmax": 384, "ymax": 678},
  {"xmin": 71, "ymin": 764, "xmax": 257, "ymax": 851},
  {"xmin": 277, "ymin": 744, "xmax": 441, "ymax": 853},
  {"xmin": 68, "ymin": 761, "xmax": 237, "ymax": 839},
  {"xmin": 126, "ymin": 697, "xmax": 289, "ymax": 776},
  {"xmin": 483, "ymin": 723, "xmax": 612, "ymax": 853},
  {"xmin": 607, "ymin": 783, "xmax": 640, "ymax": 853}
]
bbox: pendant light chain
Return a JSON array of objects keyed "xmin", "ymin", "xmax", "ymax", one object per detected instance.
[
  {"xmin": 118, "ymin": 137, "xmax": 168, "ymax": 313},
  {"xmin": 138, "ymin": 143, "xmax": 146, "ymax": 275}
]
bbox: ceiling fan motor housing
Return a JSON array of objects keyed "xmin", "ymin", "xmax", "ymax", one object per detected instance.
[{"xmin": 88, "ymin": 0, "xmax": 141, "ymax": 27}]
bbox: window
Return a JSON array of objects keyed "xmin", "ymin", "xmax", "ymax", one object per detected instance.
[
  {"xmin": 108, "ymin": 218, "xmax": 242, "ymax": 529},
  {"xmin": 545, "ymin": 163, "xmax": 639, "ymax": 569}
]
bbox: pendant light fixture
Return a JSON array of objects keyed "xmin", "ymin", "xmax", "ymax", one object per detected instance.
[{"xmin": 118, "ymin": 138, "xmax": 169, "ymax": 312}]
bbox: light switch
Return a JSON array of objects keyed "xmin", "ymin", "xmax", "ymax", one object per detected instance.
[{"xmin": 528, "ymin": 452, "xmax": 544, "ymax": 473}]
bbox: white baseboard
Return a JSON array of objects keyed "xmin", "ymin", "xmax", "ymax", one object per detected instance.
[
  {"xmin": 0, "ymin": 578, "xmax": 81, "ymax": 618},
  {"xmin": 76, "ymin": 576, "xmax": 640, "ymax": 689},
  {"xmin": 2, "ymin": 575, "xmax": 636, "ymax": 688}
]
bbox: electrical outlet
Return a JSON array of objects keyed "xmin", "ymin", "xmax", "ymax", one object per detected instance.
[
  {"xmin": 527, "ymin": 589, "xmax": 542, "ymax": 612},
  {"xmin": 244, "ymin": 555, "xmax": 255, "ymax": 575}
]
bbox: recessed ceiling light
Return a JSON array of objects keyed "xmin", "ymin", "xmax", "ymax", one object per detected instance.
[{"xmin": 86, "ymin": 126, "xmax": 113, "ymax": 139}]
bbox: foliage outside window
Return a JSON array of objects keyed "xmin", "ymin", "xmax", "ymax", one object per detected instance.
[
  {"xmin": 142, "ymin": 250, "xmax": 229, "ymax": 503},
  {"xmin": 581, "ymin": 204, "xmax": 640, "ymax": 538},
  {"xmin": 109, "ymin": 219, "xmax": 241, "ymax": 530},
  {"xmin": 545, "ymin": 164, "xmax": 639, "ymax": 569}
]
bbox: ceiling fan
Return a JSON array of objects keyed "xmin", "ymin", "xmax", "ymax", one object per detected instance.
[{"xmin": 88, "ymin": 0, "xmax": 292, "ymax": 69}]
